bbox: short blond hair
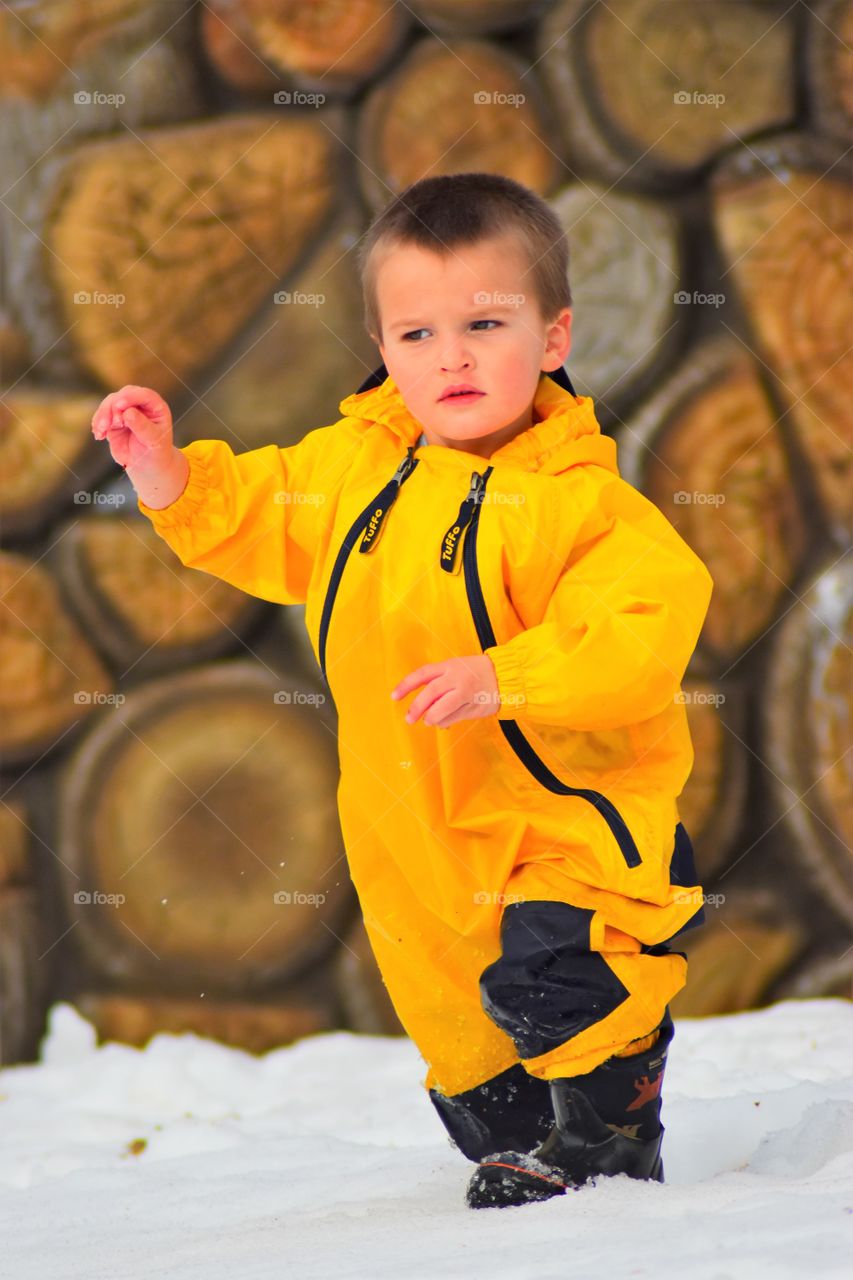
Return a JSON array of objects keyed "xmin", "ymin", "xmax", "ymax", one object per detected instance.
[{"xmin": 357, "ymin": 172, "xmax": 572, "ymax": 343}]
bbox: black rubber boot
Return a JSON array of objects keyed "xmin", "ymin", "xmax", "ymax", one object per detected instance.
[
  {"xmin": 429, "ymin": 1061, "xmax": 554, "ymax": 1163},
  {"xmin": 466, "ymin": 1011, "xmax": 673, "ymax": 1210}
]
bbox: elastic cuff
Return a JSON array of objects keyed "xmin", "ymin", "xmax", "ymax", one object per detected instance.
[
  {"xmin": 612, "ymin": 1028, "xmax": 661, "ymax": 1058},
  {"xmin": 483, "ymin": 644, "xmax": 527, "ymax": 718},
  {"xmin": 137, "ymin": 449, "xmax": 210, "ymax": 529}
]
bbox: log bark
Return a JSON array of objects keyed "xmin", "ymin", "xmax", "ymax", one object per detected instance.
[
  {"xmin": 0, "ymin": 0, "xmax": 204, "ymax": 388},
  {"xmin": 57, "ymin": 662, "xmax": 351, "ymax": 995},
  {"xmin": 617, "ymin": 337, "xmax": 807, "ymax": 663},
  {"xmin": 200, "ymin": 6, "xmax": 286, "ymax": 94},
  {"xmin": 761, "ymin": 556, "xmax": 853, "ymax": 929},
  {"xmin": 677, "ymin": 676, "xmax": 748, "ymax": 882},
  {"xmin": 806, "ymin": 0, "xmax": 853, "ymax": 143},
  {"xmin": 0, "ymin": 309, "xmax": 32, "ymax": 383},
  {"xmin": 0, "ymin": 800, "xmax": 32, "ymax": 889},
  {"xmin": 75, "ymin": 991, "xmax": 336, "ymax": 1054},
  {"xmin": 334, "ymin": 915, "xmax": 406, "ymax": 1036},
  {"xmin": 51, "ymin": 515, "xmax": 267, "ymax": 678},
  {"xmin": 0, "ymin": 888, "xmax": 50, "ymax": 1065},
  {"xmin": 537, "ymin": 0, "xmax": 796, "ymax": 188},
  {"xmin": 670, "ymin": 889, "xmax": 805, "ymax": 1016},
  {"xmin": 0, "ymin": 388, "xmax": 109, "ymax": 540},
  {"xmin": 0, "ymin": 0, "xmax": 196, "ymax": 103},
  {"xmin": 548, "ymin": 181, "xmax": 684, "ymax": 412},
  {"xmin": 357, "ymin": 37, "xmax": 561, "ymax": 212},
  {"xmin": 408, "ymin": 0, "xmax": 552, "ymax": 35},
  {"xmin": 202, "ymin": 0, "xmax": 410, "ymax": 95},
  {"xmin": 0, "ymin": 552, "xmax": 114, "ymax": 767},
  {"xmin": 173, "ymin": 213, "xmax": 378, "ymax": 456},
  {"xmin": 0, "ymin": 803, "xmax": 50, "ymax": 1066},
  {"xmin": 711, "ymin": 132, "xmax": 853, "ymax": 541},
  {"xmin": 22, "ymin": 114, "xmax": 339, "ymax": 393},
  {"xmin": 275, "ymin": 605, "xmax": 324, "ymax": 693},
  {"xmin": 773, "ymin": 952, "xmax": 853, "ymax": 1001}
]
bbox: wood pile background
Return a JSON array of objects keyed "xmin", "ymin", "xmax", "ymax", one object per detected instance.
[{"xmin": 1, "ymin": 0, "xmax": 850, "ymax": 1066}]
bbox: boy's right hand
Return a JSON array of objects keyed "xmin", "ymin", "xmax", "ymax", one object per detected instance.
[{"xmin": 91, "ymin": 385, "xmax": 174, "ymax": 474}]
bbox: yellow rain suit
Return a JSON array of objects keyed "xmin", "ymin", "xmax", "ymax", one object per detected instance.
[{"xmin": 138, "ymin": 370, "xmax": 713, "ymax": 1101}]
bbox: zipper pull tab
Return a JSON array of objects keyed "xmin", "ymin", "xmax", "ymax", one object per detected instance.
[
  {"xmin": 439, "ymin": 472, "xmax": 485, "ymax": 574},
  {"xmin": 359, "ymin": 448, "xmax": 418, "ymax": 553}
]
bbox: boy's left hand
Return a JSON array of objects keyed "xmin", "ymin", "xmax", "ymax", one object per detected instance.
[{"xmin": 391, "ymin": 655, "xmax": 500, "ymax": 729}]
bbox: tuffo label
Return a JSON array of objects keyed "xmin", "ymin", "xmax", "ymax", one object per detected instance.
[{"xmin": 441, "ymin": 524, "xmax": 461, "ymax": 564}]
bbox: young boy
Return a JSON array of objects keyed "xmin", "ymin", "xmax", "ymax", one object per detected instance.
[{"xmin": 92, "ymin": 173, "xmax": 713, "ymax": 1210}]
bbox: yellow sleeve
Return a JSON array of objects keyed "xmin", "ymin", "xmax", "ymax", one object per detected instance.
[
  {"xmin": 484, "ymin": 472, "xmax": 714, "ymax": 729},
  {"xmin": 137, "ymin": 428, "xmax": 342, "ymax": 605}
]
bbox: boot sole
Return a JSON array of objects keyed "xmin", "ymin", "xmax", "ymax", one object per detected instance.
[
  {"xmin": 467, "ymin": 1146, "xmax": 665, "ymax": 1209},
  {"xmin": 466, "ymin": 1157, "xmax": 573, "ymax": 1209}
]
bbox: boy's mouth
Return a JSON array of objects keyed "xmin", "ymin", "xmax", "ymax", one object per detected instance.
[{"xmin": 439, "ymin": 385, "xmax": 485, "ymax": 403}]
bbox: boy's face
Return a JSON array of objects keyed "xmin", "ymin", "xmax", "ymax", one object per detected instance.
[{"xmin": 373, "ymin": 235, "xmax": 572, "ymax": 459}]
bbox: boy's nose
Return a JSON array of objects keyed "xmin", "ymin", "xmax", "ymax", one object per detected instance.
[{"xmin": 440, "ymin": 345, "xmax": 473, "ymax": 372}]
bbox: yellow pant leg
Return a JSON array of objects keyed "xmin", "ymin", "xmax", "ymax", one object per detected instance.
[
  {"xmin": 360, "ymin": 846, "xmax": 689, "ymax": 1097},
  {"xmin": 481, "ymin": 859, "xmax": 689, "ymax": 1083}
]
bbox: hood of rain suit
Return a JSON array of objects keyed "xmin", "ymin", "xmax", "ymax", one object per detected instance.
[{"xmin": 339, "ymin": 361, "xmax": 618, "ymax": 477}]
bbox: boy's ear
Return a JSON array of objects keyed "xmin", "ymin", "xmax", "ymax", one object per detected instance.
[{"xmin": 542, "ymin": 307, "xmax": 572, "ymax": 371}]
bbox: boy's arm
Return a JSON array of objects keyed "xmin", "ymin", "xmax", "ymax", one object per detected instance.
[
  {"xmin": 136, "ymin": 426, "xmax": 343, "ymax": 605},
  {"xmin": 484, "ymin": 471, "xmax": 714, "ymax": 729}
]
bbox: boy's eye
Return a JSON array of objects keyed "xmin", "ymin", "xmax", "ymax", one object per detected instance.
[{"xmin": 401, "ymin": 320, "xmax": 502, "ymax": 342}]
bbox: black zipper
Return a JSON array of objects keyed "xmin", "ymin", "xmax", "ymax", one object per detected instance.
[
  {"xmin": 462, "ymin": 468, "xmax": 643, "ymax": 869},
  {"xmin": 318, "ymin": 448, "xmax": 419, "ymax": 683},
  {"xmin": 439, "ymin": 471, "xmax": 487, "ymax": 574},
  {"xmin": 358, "ymin": 449, "xmax": 419, "ymax": 554}
]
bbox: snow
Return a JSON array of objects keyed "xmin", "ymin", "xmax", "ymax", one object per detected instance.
[{"xmin": 1, "ymin": 998, "xmax": 852, "ymax": 1279}]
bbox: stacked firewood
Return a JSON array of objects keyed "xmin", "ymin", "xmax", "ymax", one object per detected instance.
[{"xmin": 1, "ymin": 0, "xmax": 850, "ymax": 1065}]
